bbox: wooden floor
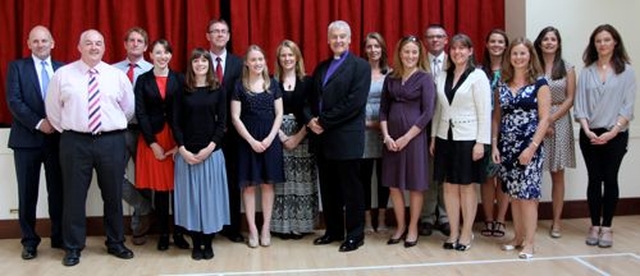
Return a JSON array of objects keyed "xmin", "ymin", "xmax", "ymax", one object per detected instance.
[{"xmin": 2, "ymin": 216, "xmax": 640, "ymax": 276}]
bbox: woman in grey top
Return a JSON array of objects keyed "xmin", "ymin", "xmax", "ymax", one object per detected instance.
[
  {"xmin": 359, "ymin": 32, "xmax": 390, "ymax": 233},
  {"xmin": 575, "ymin": 24, "xmax": 636, "ymax": 249}
]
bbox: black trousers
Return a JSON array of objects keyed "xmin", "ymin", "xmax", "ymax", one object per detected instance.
[
  {"xmin": 358, "ymin": 158, "xmax": 389, "ymax": 209},
  {"xmin": 579, "ymin": 129, "xmax": 628, "ymax": 227},
  {"xmin": 317, "ymin": 156, "xmax": 364, "ymax": 240},
  {"xmin": 60, "ymin": 131, "xmax": 126, "ymax": 250},
  {"xmin": 13, "ymin": 136, "xmax": 63, "ymax": 248}
]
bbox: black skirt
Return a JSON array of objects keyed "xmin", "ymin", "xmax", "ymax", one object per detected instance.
[{"xmin": 433, "ymin": 135, "xmax": 483, "ymax": 185}]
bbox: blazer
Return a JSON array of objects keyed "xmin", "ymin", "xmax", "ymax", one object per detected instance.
[
  {"xmin": 135, "ymin": 69, "xmax": 184, "ymax": 145},
  {"xmin": 304, "ymin": 52, "xmax": 371, "ymax": 159},
  {"xmin": 6, "ymin": 57, "xmax": 64, "ymax": 148},
  {"xmin": 432, "ymin": 68, "xmax": 492, "ymax": 144}
]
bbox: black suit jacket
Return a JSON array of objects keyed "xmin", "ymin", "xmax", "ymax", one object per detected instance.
[
  {"xmin": 304, "ymin": 52, "xmax": 371, "ymax": 160},
  {"xmin": 220, "ymin": 52, "xmax": 243, "ymax": 144},
  {"xmin": 6, "ymin": 57, "xmax": 64, "ymax": 148},
  {"xmin": 134, "ymin": 69, "xmax": 184, "ymax": 145}
]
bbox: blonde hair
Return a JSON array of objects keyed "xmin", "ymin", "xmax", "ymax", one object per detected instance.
[
  {"xmin": 242, "ymin": 45, "xmax": 271, "ymax": 93},
  {"xmin": 274, "ymin": 39, "xmax": 306, "ymax": 81}
]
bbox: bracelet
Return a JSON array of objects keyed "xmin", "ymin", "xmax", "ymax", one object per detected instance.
[
  {"xmin": 531, "ymin": 141, "xmax": 539, "ymax": 148},
  {"xmin": 491, "ymin": 137, "xmax": 498, "ymax": 141},
  {"xmin": 615, "ymin": 122, "xmax": 623, "ymax": 128}
]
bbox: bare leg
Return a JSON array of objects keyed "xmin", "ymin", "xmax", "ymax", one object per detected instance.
[
  {"xmin": 406, "ymin": 191, "xmax": 424, "ymax": 242},
  {"xmin": 242, "ymin": 186, "xmax": 258, "ymax": 247},
  {"xmin": 260, "ymin": 184, "xmax": 274, "ymax": 246},
  {"xmin": 389, "ymin": 187, "xmax": 406, "ymax": 239},
  {"xmin": 459, "ymin": 184, "xmax": 478, "ymax": 245},
  {"xmin": 481, "ymin": 177, "xmax": 496, "ymax": 222},
  {"xmin": 551, "ymin": 170, "xmax": 565, "ymax": 231},
  {"xmin": 443, "ymin": 183, "xmax": 461, "ymax": 242},
  {"xmin": 521, "ymin": 199, "xmax": 539, "ymax": 254}
]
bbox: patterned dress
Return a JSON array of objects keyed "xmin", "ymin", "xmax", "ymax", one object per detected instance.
[
  {"xmin": 497, "ymin": 78, "xmax": 547, "ymax": 200},
  {"xmin": 271, "ymin": 78, "xmax": 318, "ymax": 234},
  {"xmin": 543, "ymin": 61, "xmax": 576, "ymax": 172}
]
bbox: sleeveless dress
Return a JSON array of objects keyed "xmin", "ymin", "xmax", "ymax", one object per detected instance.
[
  {"xmin": 543, "ymin": 61, "xmax": 576, "ymax": 172},
  {"xmin": 497, "ymin": 78, "xmax": 547, "ymax": 200}
]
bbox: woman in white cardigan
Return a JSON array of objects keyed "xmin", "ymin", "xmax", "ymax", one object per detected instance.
[{"xmin": 431, "ymin": 34, "xmax": 492, "ymax": 251}]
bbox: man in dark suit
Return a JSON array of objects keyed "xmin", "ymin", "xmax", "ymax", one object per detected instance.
[
  {"xmin": 305, "ymin": 20, "xmax": 371, "ymax": 252},
  {"xmin": 206, "ymin": 18, "xmax": 245, "ymax": 243},
  {"xmin": 6, "ymin": 25, "xmax": 64, "ymax": 260}
]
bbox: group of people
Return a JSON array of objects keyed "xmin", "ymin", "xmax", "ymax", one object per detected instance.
[{"xmin": 6, "ymin": 18, "xmax": 634, "ymax": 267}]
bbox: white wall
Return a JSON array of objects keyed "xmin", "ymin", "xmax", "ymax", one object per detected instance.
[
  {"xmin": 507, "ymin": 0, "xmax": 640, "ymax": 201},
  {"xmin": 1, "ymin": 0, "xmax": 639, "ymax": 220}
]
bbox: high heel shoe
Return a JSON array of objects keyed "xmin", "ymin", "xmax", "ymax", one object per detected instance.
[
  {"xmin": 518, "ymin": 249, "xmax": 534, "ymax": 259},
  {"xmin": 443, "ymin": 239, "xmax": 458, "ymax": 250},
  {"xmin": 386, "ymin": 231, "xmax": 407, "ymax": 245},
  {"xmin": 247, "ymin": 233, "xmax": 259, "ymax": 248},
  {"xmin": 455, "ymin": 234, "xmax": 474, "ymax": 251},
  {"xmin": 501, "ymin": 240, "xmax": 524, "ymax": 251},
  {"xmin": 404, "ymin": 238, "xmax": 418, "ymax": 248},
  {"xmin": 260, "ymin": 231, "xmax": 271, "ymax": 247}
]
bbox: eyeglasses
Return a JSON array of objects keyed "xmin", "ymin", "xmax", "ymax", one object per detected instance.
[
  {"xmin": 425, "ymin": 34, "xmax": 446, "ymax": 40},
  {"xmin": 208, "ymin": 29, "xmax": 229, "ymax": 35}
]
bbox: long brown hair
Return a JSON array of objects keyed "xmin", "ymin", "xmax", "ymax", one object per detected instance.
[
  {"xmin": 185, "ymin": 48, "xmax": 219, "ymax": 92},
  {"xmin": 582, "ymin": 24, "xmax": 630, "ymax": 74},
  {"xmin": 534, "ymin": 26, "xmax": 567, "ymax": 80},
  {"xmin": 501, "ymin": 38, "xmax": 543, "ymax": 85},
  {"xmin": 361, "ymin": 32, "xmax": 390, "ymax": 74},
  {"xmin": 390, "ymin": 35, "xmax": 428, "ymax": 78},
  {"xmin": 481, "ymin": 29, "xmax": 509, "ymax": 77}
]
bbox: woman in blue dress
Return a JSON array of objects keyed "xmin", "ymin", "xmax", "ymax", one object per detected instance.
[
  {"xmin": 491, "ymin": 38, "xmax": 551, "ymax": 259},
  {"xmin": 231, "ymin": 45, "xmax": 284, "ymax": 248}
]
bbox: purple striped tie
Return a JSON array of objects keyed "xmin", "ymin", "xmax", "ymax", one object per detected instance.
[{"xmin": 87, "ymin": 68, "xmax": 101, "ymax": 134}]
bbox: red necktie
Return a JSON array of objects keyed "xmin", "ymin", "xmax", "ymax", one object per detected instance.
[
  {"xmin": 126, "ymin": 63, "xmax": 135, "ymax": 83},
  {"xmin": 215, "ymin": 57, "xmax": 223, "ymax": 84}
]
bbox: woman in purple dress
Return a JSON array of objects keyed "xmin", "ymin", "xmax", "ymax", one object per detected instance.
[{"xmin": 380, "ymin": 36, "xmax": 435, "ymax": 248}]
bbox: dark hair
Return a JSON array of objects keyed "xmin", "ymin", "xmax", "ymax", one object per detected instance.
[
  {"xmin": 502, "ymin": 37, "xmax": 543, "ymax": 85},
  {"xmin": 185, "ymin": 48, "xmax": 219, "ymax": 91},
  {"xmin": 534, "ymin": 26, "xmax": 567, "ymax": 80},
  {"xmin": 150, "ymin": 39, "xmax": 172, "ymax": 54},
  {"xmin": 481, "ymin": 29, "xmax": 509, "ymax": 77},
  {"xmin": 124, "ymin": 27, "xmax": 149, "ymax": 45},
  {"xmin": 583, "ymin": 24, "xmax": 630, "ymax": 74},
  {"xmin": 390, "ymin": 35, "xmax": 428, "ymax": 78},
  {"xmin": 361, "ymin": 32, "xmax": 390, "ymax": 74},
  {"xmin": 447, "ymin": 33, "xmax": 476, "ymax": 72}
]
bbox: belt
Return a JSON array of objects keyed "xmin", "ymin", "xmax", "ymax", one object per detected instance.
[{"xmin": 64, "ymin": 129, "xmax": 126, "ymax": 137}]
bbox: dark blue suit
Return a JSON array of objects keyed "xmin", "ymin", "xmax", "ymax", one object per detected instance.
[{"xmin": 6, "ymin": 57, "xmax": 64, "ymax": 248}]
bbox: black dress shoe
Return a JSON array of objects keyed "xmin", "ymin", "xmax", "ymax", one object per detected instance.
[
  {"xmin": 387, "ymin": 231, "xmax": 407, "ymax": 245},
  {"xmin": 439, "ymin": 222, "xmax": 451, "ymax": 236},
  {"xmin": 339, "ymin": 238, "xmax": 364, "ymax": 252},
  {"xmin": 419, "ymin": 222, "xmax": 434, "ymax": 236},
  {"xmin": 313, "ymin": 235, "xmax": 342, "ymax": 245},
  {"xmin": 62, "ymin": 250, "xmax": 81, "ymax": 266},
  {"xmin": 202, "ymin": 247, "xmax": 214, "ymax": 260},
  {"xmin": 173, "ymin": 234, "xmax": 190, "ymax": 249},
  {"xmin": 157, "ymin": 234, "xmax": 170, "ymax": 251},
  {"xmin": 191, "ymin": 248, "xmax": 203, "ymax": 260},
  {"xmin": 404, "ymin": 237, "xmax": 419, "ymax": 248},
  {"xmin": 107, "ymin": 244, "xmax": 134, "ymax": 259},
  {"xmin": 21, "ymin": 246, "xmax": 37, "ymax": 260},
  {"xmin": 221, "ymin": 231, "xmax": 245, "ymax": 243}
]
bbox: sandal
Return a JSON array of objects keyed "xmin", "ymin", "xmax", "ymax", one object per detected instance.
[
  {"xmin": 480, "ymin": 221, "xmax": 494, "ymax": 237},
  {"xmin": 492, "ymin": 221, "xmax": 506, "ymax": 237}
]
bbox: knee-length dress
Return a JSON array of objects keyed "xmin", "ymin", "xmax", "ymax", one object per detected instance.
[
  {"xmin": 497, "ymin": 78, "xmax": 547, "ymax": 200},
  {"xmin": 172, "ymin": 86, "xmax": 230, "ymax": 234},
  {"xmin": 233, "ymin": 81, "xmax": 285, "ymax": 187},
  {"xmin": 543, "ymin": 61, "xmax": 576, "ymax": 172},
  {"xmin": 380, "ymin": 71, "xmax": 436, "ymax": 192},
  {"xmin": 271, "ymin": 78, "xmax": 318, "ymax": 234}
]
